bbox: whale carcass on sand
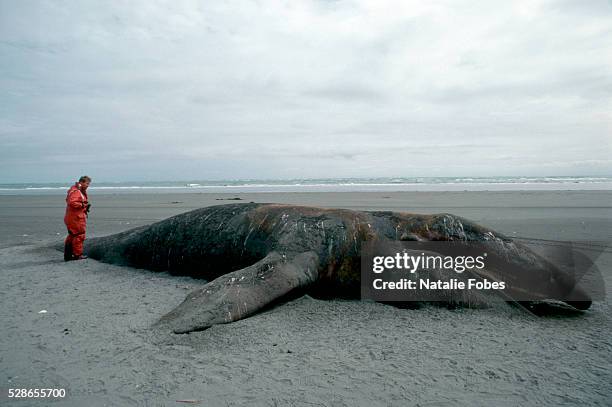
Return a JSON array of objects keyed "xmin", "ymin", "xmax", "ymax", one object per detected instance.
[{"xmin": 84, "ymin": 203, "xmax": 592, "ymax": 333}]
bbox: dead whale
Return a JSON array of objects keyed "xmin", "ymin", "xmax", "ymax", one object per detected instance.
[{"xmin": 84, "ymin": 203, "xmax": 592, "ymax": 333}]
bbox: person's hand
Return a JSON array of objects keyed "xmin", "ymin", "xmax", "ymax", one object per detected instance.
[{"xmin": 85, "ymin": 203, "xmax": 92, "ymax": 213}]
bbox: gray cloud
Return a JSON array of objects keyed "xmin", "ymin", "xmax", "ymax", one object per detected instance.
[{"xmin": 0, "ymin": 0, "xmax": 611, "ymax": 182}]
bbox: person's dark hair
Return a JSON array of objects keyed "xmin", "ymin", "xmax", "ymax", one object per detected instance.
[{"xmin": 79, "ymin": 176, "xmax": 92, "ymax": 183}]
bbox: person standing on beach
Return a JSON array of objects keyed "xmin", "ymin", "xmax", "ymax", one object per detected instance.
[{"xmin": 64, "ymin": 176, "xmax": 92, "ymax": 261}]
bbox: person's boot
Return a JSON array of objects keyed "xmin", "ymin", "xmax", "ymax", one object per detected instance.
[{"xmin": 64, "ymin": 241, "xmax": 74, "ymax": 261}]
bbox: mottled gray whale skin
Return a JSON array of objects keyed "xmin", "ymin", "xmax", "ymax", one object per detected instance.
[{"xmin": 84, "ymin": 203, "xmax": 591, "ymax": 333}]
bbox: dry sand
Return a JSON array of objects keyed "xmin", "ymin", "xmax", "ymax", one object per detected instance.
[{"xmin": 1, "ymin": 191, "xmax": 611, "ymax": 406}]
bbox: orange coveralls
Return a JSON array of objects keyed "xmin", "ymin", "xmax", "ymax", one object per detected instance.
[{"xmin": 64, "ymin": 183, "xmax": 89, "ymax": 258}]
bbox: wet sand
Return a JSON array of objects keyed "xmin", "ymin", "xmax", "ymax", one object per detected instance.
[{"xmin": 1, "ymin": 191, "xmax": 611, "ymax": 406}]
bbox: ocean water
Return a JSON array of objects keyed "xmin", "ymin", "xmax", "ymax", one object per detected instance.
[{"xmin": 0, "ymin": 177, "xmax": 611, "ymax": 195}]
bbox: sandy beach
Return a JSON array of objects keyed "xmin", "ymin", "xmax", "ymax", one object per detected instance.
[{"xmin": 1, "ymin": 191, "xmax": 611, "ymax": 406}]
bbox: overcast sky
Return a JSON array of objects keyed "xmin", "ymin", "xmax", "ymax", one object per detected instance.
[{"xmin": 1, "ymin": 0, "xmax": 611, "ymax": 182}]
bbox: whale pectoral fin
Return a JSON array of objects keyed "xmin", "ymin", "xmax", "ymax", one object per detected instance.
[{"xmin": 154, "ymin": 251, "xmax": 319, "ymax": 334}]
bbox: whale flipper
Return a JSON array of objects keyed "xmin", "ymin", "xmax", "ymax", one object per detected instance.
[{"xmin": 155, "ymin": 251, "xmax": 319, "ymax": 334}]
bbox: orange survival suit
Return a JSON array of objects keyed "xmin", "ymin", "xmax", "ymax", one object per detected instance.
[{"xmin": 64, "ymin": 182, "xmax": 89, "ymax": 260}]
